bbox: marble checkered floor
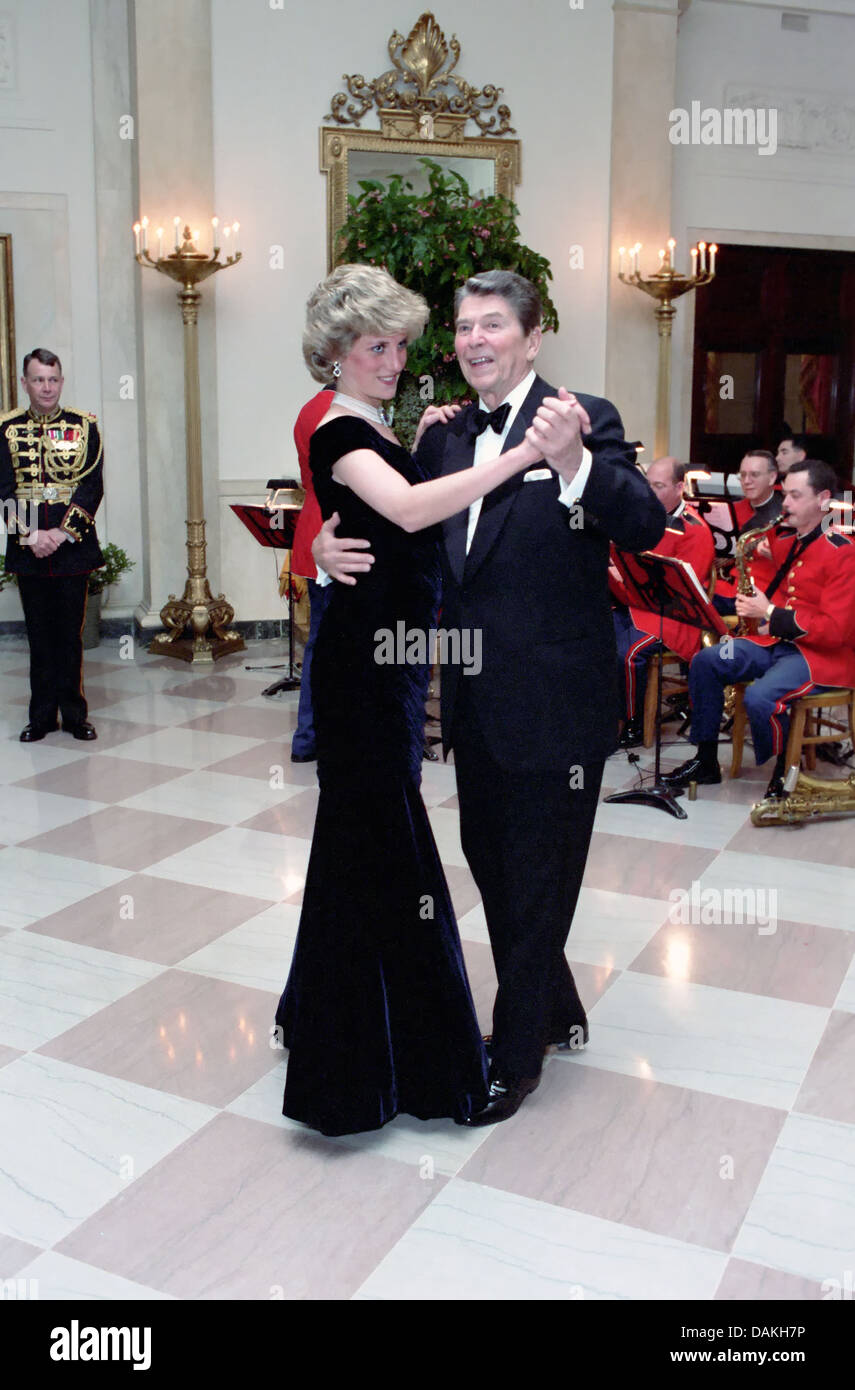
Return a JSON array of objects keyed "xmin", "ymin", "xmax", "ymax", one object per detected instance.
[{"xmin": 1, "ymin": 637, "xmax": 853, "ymax": 1301}]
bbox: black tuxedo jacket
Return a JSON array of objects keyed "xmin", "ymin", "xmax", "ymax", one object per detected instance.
[{"xmin": 415, "ymin": 375, "xmax": 666, "ymax": 770}]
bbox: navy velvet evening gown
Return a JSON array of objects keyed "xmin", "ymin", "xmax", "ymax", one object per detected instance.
[{"xmin": 274, "ymin": 416, "xmax": 488, "ymax": 1136}]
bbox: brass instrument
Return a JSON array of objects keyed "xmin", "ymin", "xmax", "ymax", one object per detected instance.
[
  {"xmin": 733, "ymin": 522, "xmax": 776, "ymax": 636},
  {"xmin": 751, "ymin": 768, "xmax": 855, "ymax": 825}
]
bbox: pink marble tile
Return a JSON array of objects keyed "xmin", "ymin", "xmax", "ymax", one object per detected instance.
[
  {"xmin": 56, "ymin": 1111, "xmax": 446, "ymax": 1299},
  {"xmin": 181, "ymin": 706, "xmax": 297, "ymax": 739},
  {"xmin": 439, "ymin": 794, "xmax": 459, "ymax": 810},
  {"xmin": 0, "ymin": 1043, "xmax": 22, "ymax": 1069},
  {"xmin": 793, "ymin": 1011, "xmax": 855, "ymax": 1125},
  {"xmin": 162, "ymin": 675, "xmax": 263, "ymax": 703},
  {"xmin": 26, "ymin": 874, "xmax": 271, "ymax": 965},
  {"xmin": 0, "ymin": 1235, "xmax": 44, "ymax": 1278},
  {"xmin": 12, "ymin": 756, "xmax": 184, "ymax": 803},
  {"xmin": 715, "ymin": 1258, "xmax": 827, "ymax": 1300},
  {"xmin": 629, "ymin": 919, "xmax": 855, "ymax": 1007},
  {"xmin": 241, "ymin": 789, "xmax": 319, "ymax": 839},
  {"xmin": 724, "ymin": 813, "xmax": 855, "ymax": 868},
  {"xmin": 37, "ymin": 970, "xmax": 279, "ymax": 1106},
  {"xmin": 20, "ymin": 807, "xmax": 219, "ymax": 872},
  {"xmin": 205, "ymin": 740, "xmax": 316, "ymax": 783},
  {"xmin": 583, "ymin": 833, "xmax": 718, "ymax": 897},
  {"xmin": 458, "ymin": 1063, "xmax": 784, "ymax": 1252}
]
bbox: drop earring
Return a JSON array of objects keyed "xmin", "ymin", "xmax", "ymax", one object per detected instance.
[{"xmin": 332, "ymin": 361, "xmax": 341, "ymax": 379}]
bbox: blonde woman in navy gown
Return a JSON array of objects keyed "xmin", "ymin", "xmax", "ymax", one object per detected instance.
[{"xmin": 275, "ymin": 265, "xmax": 542, "ymax": 1135}]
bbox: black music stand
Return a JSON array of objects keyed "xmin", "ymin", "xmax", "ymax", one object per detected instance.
[
  {"xmin": 607, "ymin": 551, "xmax": 729, "ymax": 818},
  {"xmin": 230, "ymin": 502, "xmax": 302, "ymax": 696}
]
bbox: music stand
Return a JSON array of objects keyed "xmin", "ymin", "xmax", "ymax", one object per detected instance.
[
  {"xmin": 607, "ymin": 550, "xmax": 729, "ymax": 818},
  {"xmin": 230, "ymin": 501, "xmax": 302, "ymax": 695}
]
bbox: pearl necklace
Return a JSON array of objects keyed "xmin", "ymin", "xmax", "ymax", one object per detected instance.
[{"xmin": 332, "ymin": 391, "xmax": 393, "ymax": 428}]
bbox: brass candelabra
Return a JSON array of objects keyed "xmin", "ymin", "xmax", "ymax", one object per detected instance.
[
  {"xmin": 618, "ymin": 239, "xmax": 717, "ymax": 458},
  {"xmin": 135, "ymin": 221, "xmax": 244, "ymax": 663}
]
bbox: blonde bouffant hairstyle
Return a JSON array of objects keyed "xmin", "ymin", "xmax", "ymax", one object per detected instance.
[{"xmin": 303, "ymin": 264, "xmax": 429, "ymax": 384}]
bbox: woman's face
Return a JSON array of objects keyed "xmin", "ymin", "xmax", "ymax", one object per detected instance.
[{"xmin": 337, "ymin": 332, "xmax": 408, "ymax": 405}]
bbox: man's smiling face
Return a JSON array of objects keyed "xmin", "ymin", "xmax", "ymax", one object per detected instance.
[{"xmin": 454, "ymin": 293, "xmax": 542, "ymax": 412}]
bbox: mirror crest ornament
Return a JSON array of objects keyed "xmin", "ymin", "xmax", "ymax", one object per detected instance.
[{"xmin": 321, "ymin": 11, "xmax": 521, "ymax": 266}]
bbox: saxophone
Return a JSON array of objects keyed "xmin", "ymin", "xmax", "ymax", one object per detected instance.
[{"xmin": 733, "ymin": 523, "xmax": 776, "ymax": 636}]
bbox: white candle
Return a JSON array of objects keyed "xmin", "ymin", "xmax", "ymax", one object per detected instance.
[
  {"xmin": 223, "ymin": 225, "xmax": 231, "ymax": 257},
  {"xmin": 691, "ymin": 246, "xmax": 698, "ymax": 277},
  {"xmin": 709, "ymin": 243, "xmax": 718, "ymax": 274},
  {"xmin": 133, "ymin": 222, "xmax": 141, "ymax": 255},
  {"xmin": 618, "ymin": 246, "xmax": 626, "ymax": 275},
  {"xmin": 156, "ymin": 227, "xmax": 164, "ymax": 259},
  {"xmin": 698, "ymin": 241, "xmax": 707, "ymax": 273},
  {"xmin": 174, "ymin": 216, "xmax": 181, "ymax": 249},
  {"xmin": 634, "ymin": 243, "xmax": 642, "ymax": 274},
  {"xmin": 141, "ymin": 216, "xmax": 149, "ymax": 253},
  {"xmin": 658, "ymin": 249, "xmax": 665, "ymax": 269},
  {"xmin": 192, "ymin": 229, "xmax": 200, "ymax": 250},
  {"xmin": 232, "ymin": 221, "xmax": 240, "ymax": 255},
  {"xmin": 211, "ymin": 216, "xmax": 219, "ymax": 251},
  {"xmin": 667, "ymin": 237, "xmax": 676, "ymax": 269}
]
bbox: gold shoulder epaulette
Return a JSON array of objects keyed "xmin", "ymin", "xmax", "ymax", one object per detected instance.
[
  {"xmin": 0, "ymin": 404, "xmax": 27, "ymax": 425},
  {"xmin": 65, "ymin": 406, "xmax": 99, "ymax": 422}
]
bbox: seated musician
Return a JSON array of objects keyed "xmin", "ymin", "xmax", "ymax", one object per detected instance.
[
  {"xmin": 713, "ymin": 450, "xmax": 783, "ymax": 615},
  {"xmin": 664, "ymin": 459, "xmax": 855, "ymax": 799},
  {"xmin": 611, "ymin": 458, "xmax": 715, "ymax": 748}
]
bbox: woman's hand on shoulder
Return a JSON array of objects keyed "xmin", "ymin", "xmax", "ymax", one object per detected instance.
[{"xmin": 412, "ymin": 401, "xmax": 464, "ymax": 451}]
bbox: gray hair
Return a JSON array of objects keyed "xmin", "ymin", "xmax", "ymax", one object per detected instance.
[
  {"xmin": 303, "ymin": 264, "xmax": 429, "ymax": 383},
  {"xmin": 454, "ymin": 270, "xmax": 542, "ymax": 334}
]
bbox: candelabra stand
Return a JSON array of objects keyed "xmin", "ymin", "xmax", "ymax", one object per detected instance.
[
  {"xmin": 136, "ymin": 227, "xmax": 244, "ymax": 663},
  {"xmin": 618, "ymin": 242, "xmax": 716, "ymax": 458}
]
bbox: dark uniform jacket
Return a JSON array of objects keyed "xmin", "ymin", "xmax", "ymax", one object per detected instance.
[{"xmin": 0, "ymin": 404, "xmax": 104, "ymax": 576}]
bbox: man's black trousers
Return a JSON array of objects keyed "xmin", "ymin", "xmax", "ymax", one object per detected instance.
[{"xmin": 17, "ymin": 574, "xmax": 89, "ymax": 730}]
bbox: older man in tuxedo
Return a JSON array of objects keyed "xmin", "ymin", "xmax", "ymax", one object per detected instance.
[{"xmin": 315, "ymin": 270, "xmax": 665, "ymax": 1124}]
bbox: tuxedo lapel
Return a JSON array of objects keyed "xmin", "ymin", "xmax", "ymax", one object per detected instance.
[
  {"xmin": 440, "ymin": 408, "xmax": 478, "ymax": 589},
  {"xmin": 463, "ymin": 377, "xmax": 548, "ymax": 583}
]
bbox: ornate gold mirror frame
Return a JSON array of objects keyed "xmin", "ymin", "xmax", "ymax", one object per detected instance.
[{"xmin": 320, "ymin": 12, "xmax": 521, "ymax": 268}]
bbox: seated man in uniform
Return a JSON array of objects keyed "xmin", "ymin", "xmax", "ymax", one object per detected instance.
[
  {"xmin": 776, "ymin": 431, "xmax": 807, "ymax": 478},
  {"xmin": 664, "ymin": 459, "xmax": 855, "ymax": 798},
  {"xmin": 713, "ymin": 449, "xmax": 783, "ymax": 615},
  {"xmin": 611, "ymin": 457, "xmax": 714, "ymax": 747}
]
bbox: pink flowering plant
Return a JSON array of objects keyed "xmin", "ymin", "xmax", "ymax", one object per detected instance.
[{"xmin": 336, "ymin": 158, "xmax": 557, "ymax": 443}]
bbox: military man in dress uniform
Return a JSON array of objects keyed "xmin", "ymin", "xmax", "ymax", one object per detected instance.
[{"xmin": 0, "ymin": 348, "xmax": 104, "ymax": 741}]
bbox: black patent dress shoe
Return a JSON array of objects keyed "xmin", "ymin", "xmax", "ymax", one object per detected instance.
[
  {"xmin": 618, "ymin": 717, "xmax": 644, "ymax": 749},
  {"xmin": 464, "ymin": 1071, "xmax": 541, "ymax": 1127},
  {"xmin": 661, "ymin": 756, "xmax": 721, "ymax": 788},
  {"xmin": 20, "ymin": 722, "xmax": 58, "ymax": 742},
  {"xmin": 763, "ymin": 772, "xmax": 786, "ymax": 800},
  {"xmin": 64, "ymin": 721, "xmax": 97, "ymax": 740}
]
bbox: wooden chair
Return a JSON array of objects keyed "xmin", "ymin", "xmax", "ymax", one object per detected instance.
[
  {"xmin": 730, "ymin": 685, "xmax": 855, "ymax": 778},
  {"xmin": 641, "ymin": 570, "xmax": 719, "ymax": 748}
]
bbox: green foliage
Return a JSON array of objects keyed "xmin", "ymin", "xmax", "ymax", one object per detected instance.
[{"xmin": 336, "ymin": 158, "xmax": 558, "ymax": 442}]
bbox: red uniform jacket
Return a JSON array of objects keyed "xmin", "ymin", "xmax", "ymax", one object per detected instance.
[
  {"xmin": 290, "ymin": 389, "xmax": 333, "ymax": 579},
  {"xmin": 746, "ymin": 523, "xmax": 855, "ymax": 687},
  {"xmin": 610, "ymin": 504, "xmax": 715, "ymax": 661},
  {"xmin": 714, "ymin": 491, "xmax": 784, "ymax": 601}
]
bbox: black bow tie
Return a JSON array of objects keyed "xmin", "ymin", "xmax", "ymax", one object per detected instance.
[{"xmin": 469, "ymin": 403, "xmax": 512, "ymax": 439}]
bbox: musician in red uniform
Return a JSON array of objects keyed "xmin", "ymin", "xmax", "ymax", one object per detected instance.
[
  {"xmin": 664, "ymin": 459, "xmax": 855, "ymax": 797},
  {"xmin": 611, "ymin": 458, "xmax": 715, "ymax": 747},
  {"xmin": 713, "ymin": 450, "xmax": 783, "ymax": 614}
]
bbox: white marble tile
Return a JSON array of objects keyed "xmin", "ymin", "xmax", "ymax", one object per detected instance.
[
  {"xmin": 573, "ymin": 971, "xmax": 828, "ymax": 1109},
  {"xmin": 565, "ymin": 888, "xmax": 670, "ymax": 969},
  {"xmin": 117, "ymin": 770, "xmax": 305, "ymax": 826},
  {"xmin": 97, "ymin": 693, "xmax": 227, "ymax": 726},
  {"xmin": 146, "ymin": 826, "xmax": 308, "ymax": 900},
  {"xmin": 834, "ymin": 956, "xmax": 855, "ymax": 1014},
  {"xmin": 0, "ymin": 1054, "xmax": 216, "ymax": 1247},
  {"xmin": 456, "ymin": 901, "xmax": 490, "ymax": 946},
  {"xmin": 594, "ymin": 796, "xmax": 750, "ymax": 851},
  {"xmin": 354, "ymin": 1178, "xmax": 726, "ymax": 1300},
  {"xmin": 177, "ymin": 901, "xmax": 302, "ymax": 990},
  {"xmin": 416, "ymin": 758, "xmax": 458, "ymax": 808},
  {"xmin": 0, "ymin": 932, "xmax": 162, "ymax": 1050},
  {"xmin": 426, "ymin": 806, "xmax": 468, "ymax": 868},
  {"xmin": 104, "ymin": 728, "xmax": 265, "ymax": 771},
  {"xmin": 0, "ymin": 848, "xmax": 130, "ymax": 929},
  {"xmin": 0, "ymin": 742, "xmax": 87, "ymax": 786},
  {"xmin": 733, "ymin": 1113, "xmax": 855, "ymax": 1284},
  {"xmin": 698, "ymin": 851, "xmax": 853, "ymax": 933},
  {"xmin": 0, "ymin": 789, "xmax": 106, "ymax": 844},
  {"xmin": 15, "ymin": 1250, "xmax": 174, "ymax": 1301}
]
